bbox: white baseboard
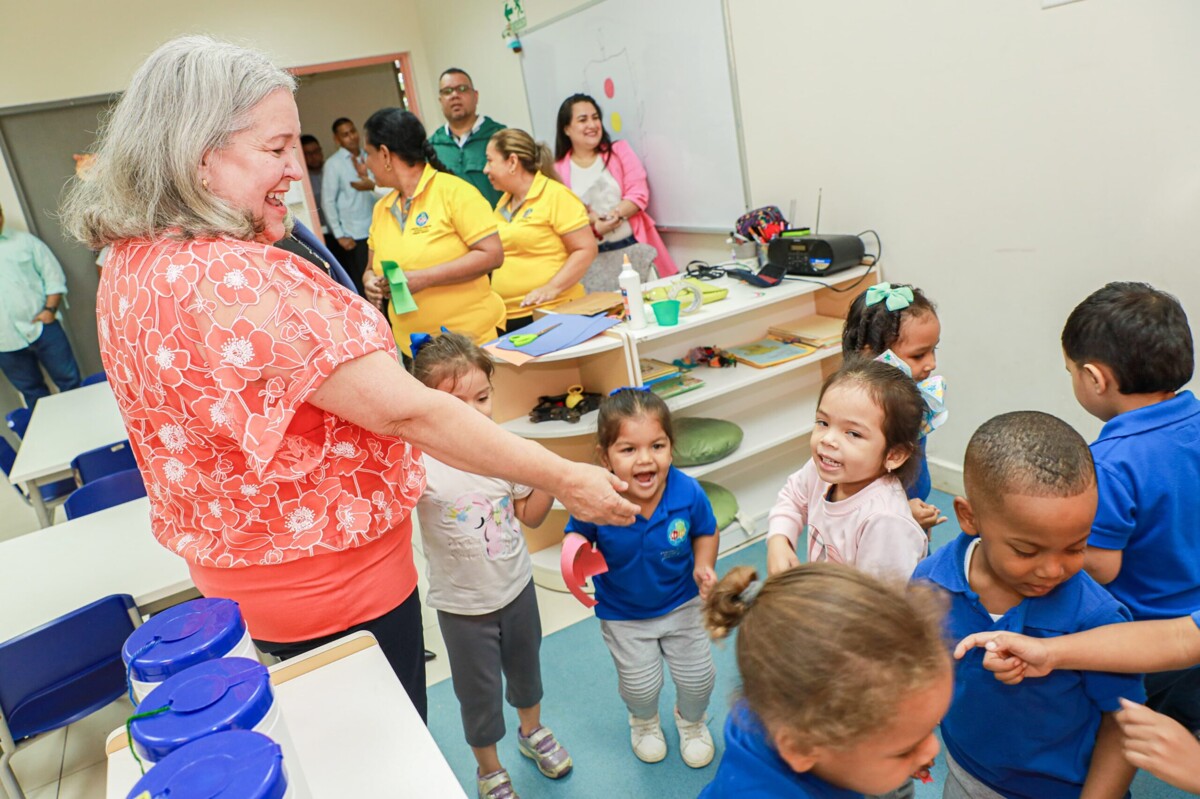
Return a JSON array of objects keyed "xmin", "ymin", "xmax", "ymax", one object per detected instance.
[{"xmin": 927, "ymin": 455, "xmax": 964, "ymax": 497}]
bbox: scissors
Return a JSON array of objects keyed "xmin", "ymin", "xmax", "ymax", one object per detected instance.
[{"xmin": 508, "ymin": 322, "xmax": 561, "ymax": 347}]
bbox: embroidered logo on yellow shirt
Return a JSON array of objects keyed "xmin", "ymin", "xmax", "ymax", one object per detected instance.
[{"xmin": 415, "ymin": 212, "xmax": 430, "ymax": 227}]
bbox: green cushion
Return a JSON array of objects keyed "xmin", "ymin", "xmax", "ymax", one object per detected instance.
[
  {"xmin": 699, "ymin": 481, "xmax": 739, "ymax": 531},
  {"xmin": 672, "ymin": 417, "xmax": 743, "ymax": 467}
]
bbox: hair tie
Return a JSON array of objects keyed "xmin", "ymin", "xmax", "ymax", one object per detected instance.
[
  {"xmin": 864, "ymin": 282, "xmax": 913, "ymax": 312},
  {"xmin": 409, "ymin": 333, "xmax": 433, "ymax": 361},
  {"xmin": 607, "ymin": 385, "xmax": 651, "ymax": 397},
  {"xmin": 737, "ymin": 579, "xmax": 764, "ymax": 607}
]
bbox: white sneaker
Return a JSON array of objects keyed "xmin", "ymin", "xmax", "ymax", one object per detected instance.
[
  {"xmin": 674, "ymin": 708, "xmax": 714, "ymax": 768},
  {"xmin": 629, "ymin": 713, "xmax": 668, "ymax": 763}
]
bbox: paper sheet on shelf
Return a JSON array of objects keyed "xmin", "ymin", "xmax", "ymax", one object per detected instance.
[
  {"xmin": 488, "ymin": 314, "xmax": 621, "ymax": 358},
  {"xmin": 484, "ymin": 344, "xmax": 537, "ymax": 366}
]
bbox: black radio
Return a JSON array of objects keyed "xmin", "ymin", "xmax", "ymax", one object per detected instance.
[{"xmin": 767, "ymin": 233, "xmax": 865, "ymax": 277}]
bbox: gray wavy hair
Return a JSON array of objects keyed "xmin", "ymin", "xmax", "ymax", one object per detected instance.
[{"xmin": 63, "ymin": 35, "xmax": 296, "ymax": 249}]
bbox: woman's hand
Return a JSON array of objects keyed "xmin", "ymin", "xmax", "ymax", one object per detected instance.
[
  {"xmin": 557, "ymin": 462, "xmax": 638, "ymax": 526},
  {"xmin": 595, "ymin": 213, "xmax": 622, "ymax": 236},
  {"xmin": 363, "ymin": 271, "xmax": 391, "ymax": 306},
  {"xmin": 766, "ymin": 536, "xmax": 800, "ymax": 576},
  {"xmin": 1116, "ymin": 699, "xmax": 1200, "ymax": 792},
  {"xmin": 521, "ymin": 285, "xmax": 562, "ymax": 307}
]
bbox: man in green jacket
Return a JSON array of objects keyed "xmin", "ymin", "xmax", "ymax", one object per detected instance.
[{"xmin": 428, "ymin": 68, "xmax": 506, "ymax": 207}]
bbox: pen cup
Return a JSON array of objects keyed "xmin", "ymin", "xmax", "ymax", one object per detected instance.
[
  {"xmin": 380, "ymin": 260, "xmax": 418, "ymax": 315},
  {"xmin": 651, "ymin": 299, "xmax": 681, "ymax": 327}
]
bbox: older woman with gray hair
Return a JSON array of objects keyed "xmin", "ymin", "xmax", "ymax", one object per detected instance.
[{"xmin": 62, "ymin": 35, "xmax": 636, "ymax": 720}]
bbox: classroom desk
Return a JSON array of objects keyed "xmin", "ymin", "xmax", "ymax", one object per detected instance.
[
  {"xmin": 8, "ymin": 381, "xmax": 128, "ymax": 527},
  {"xmin": 105, "ymin": 632, "xmax": 467, "ymax": 798},
  {"xmin": 0, "ymin": 497, "xmax": 193, "ymax": 643}
]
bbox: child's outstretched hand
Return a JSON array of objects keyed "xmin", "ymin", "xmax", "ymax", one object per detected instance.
[
  {"xmin": 1115, "ymin": 698, "xmax": 1200, "ymax": 793},
  {"xmin": 908, "ymin": 498, "xmax": 947, "ymax": 531},
  {"xmin": 953, "ymin": 632, "xmax": 1053, "ymax": 684},
  {"xmin": 766, "ymin": 536, "xmax": 800, "ymax": 576},
  {"xmin": 694, "ymin": 565, "xmax": 717, "ymax": 600}
]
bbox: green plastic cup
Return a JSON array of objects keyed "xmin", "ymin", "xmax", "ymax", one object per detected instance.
[{"xmin": 651, "ymin": 299, "xmax": 681, "ymax": 326}]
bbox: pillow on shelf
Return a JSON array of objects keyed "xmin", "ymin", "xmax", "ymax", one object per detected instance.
[
  {"xmin": 699, "ymin": 480, "xmax": 739, "ymax": 531},
  {"xmin": 672, "ymin": 417, "xmax": 744, "ymax": 467}
]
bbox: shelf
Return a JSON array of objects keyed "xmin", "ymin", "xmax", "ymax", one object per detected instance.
[
  {"xmin": 501, "ymin": 409, "xmax": 602, "ymax": 439},
  {"xmin": 660, "ymin": 344, "xmax": 841, "ymax": 415}
]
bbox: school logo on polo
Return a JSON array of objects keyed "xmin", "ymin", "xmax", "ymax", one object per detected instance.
[
  {"xmin": 667, "ymin": 517, "xmax": 689, "ymax": 545},
  {"xmin": 415, "ymin": 212, "xmax": 430, "ymax": 227},
  {"xmin": 522, "ymin": 208, "xmax": 534, "ymax": 219}
]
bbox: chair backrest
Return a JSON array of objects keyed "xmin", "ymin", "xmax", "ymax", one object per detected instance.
[
  {"xmin": 70, "ymin": 440, "xmax": 138, "ymax": 485},
  {"xmin": 0, "ymin": 594, "xmax": 137, "ymax": 744},
  {"xmin": 63, "ymin": 468, "xmax": 147, "ymax": 520},
  {"xmin": 6, "ymin": 408, "xmax": 32, "ymax": 440},
  {"xmin": 80, "ymin": 371, "xmax": 109, "ymax": 387}
]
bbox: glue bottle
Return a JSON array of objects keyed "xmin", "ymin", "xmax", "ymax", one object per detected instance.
[{"xmin": 618, "ymin": 255, "xmax": 647, "ymax": 330}]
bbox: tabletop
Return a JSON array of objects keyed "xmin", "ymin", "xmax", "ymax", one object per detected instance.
[{"xmin": 8, "ymin": 381, "xmax": 128, "ymax": 484}]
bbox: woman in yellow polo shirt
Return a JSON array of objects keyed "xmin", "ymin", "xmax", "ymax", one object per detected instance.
[
  {"xmin": 483, "ymin": 129, "xmax": 598, "ymax": 332},
  {"xmin": 362, "ymin": 108, "xmax": 505, "ymax": 355}
]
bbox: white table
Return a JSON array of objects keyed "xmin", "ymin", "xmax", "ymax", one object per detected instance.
[
  {"xmin": 8, "ymin": 381, "xmax": 129, "ymax": 527},
  {"xmin": 0, "ymin": 497, "xmax": 193, "ymax": 643},
  {"xmin": 105, "ymin": 632, "xmax": 467, "ymax": 798}
]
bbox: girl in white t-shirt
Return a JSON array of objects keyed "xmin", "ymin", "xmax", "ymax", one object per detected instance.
[
  {"xmin": 766, "ymin": 357, "xmax": 928, "ymax": 581},
  {"xmin": 412, "ymin": 331, "xmax": 571, "ymax": 799}
]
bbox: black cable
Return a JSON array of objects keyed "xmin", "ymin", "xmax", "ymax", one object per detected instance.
[{"xmin": 684, "ymin": 261, "xmax": 727, "ymax": 280}]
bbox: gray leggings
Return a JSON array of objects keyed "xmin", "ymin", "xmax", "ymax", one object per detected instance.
[
  {"xmin": 942, "ymin": 750, "xmax": 1006, "ymax": 799},
  {"xmin": 437, "ymin": 580, "xmax": 544, "ymax": 748},
  {"xmin": 599, "ymin": 597, "xmax": 716, "ymax": 723}
]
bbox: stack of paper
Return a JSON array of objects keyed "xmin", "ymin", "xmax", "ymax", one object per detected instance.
[{"xmin": 767, "ymin": 314, "xmax": 844, "ymax": 348}]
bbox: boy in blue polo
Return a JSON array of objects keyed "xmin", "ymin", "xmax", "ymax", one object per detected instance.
[
  {"xmin": 565, "ymin": 388, "xmax": 718, "ymax": 769},
  {"xmin": 1062, "ymin": 281, "xmax": 1200, "ymax": 732},
  {"xmin": 913, "ymin": 411, "xmax": 1143, "ymax": 799}
]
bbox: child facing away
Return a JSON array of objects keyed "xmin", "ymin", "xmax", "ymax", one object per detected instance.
[
  {"xmin": 1061, "ymin": 281, "xmax": 1200, "ymax": 732},
  {"xmin": 955, "ymin": 611, "xmax": 1200, "ymax": 794},
  {"xmin": 563, "ymin": 388, "xmax": 719, "ymax": 768},
  {"xmin": 766, "ymin": 357, "xmax": 928, "ymax": 580},
  {"xmin": 412, "ymin": 332, "xmax": 571, "ymax": 799},
  {"xmin": 912, "ymin": 411, "xmax": 1145, "ymax": 799},
  {"xmin": 843, "ymin": 281, "xmax": 947, "ymax": 530},
  {"xmin": 699, "ymin": 562, "xmax": 952, "ymax": 799}
]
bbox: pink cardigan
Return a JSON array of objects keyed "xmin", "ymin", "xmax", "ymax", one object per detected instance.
[{"xmin": 555, "ymin": 140, "xmax": 678, "ymax": 276}]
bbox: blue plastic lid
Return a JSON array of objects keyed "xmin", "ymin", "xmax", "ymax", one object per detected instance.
[
  {"xmin": 126, "ymin": 730, "xmax": 288, "ymax": 799},
  {"xmin": 123, "ymin": 598, "xmax": 247, "ymax": 682},
  {"xmin": 131, "ymin": 658, "xmax": 274, "ymax": 762}
]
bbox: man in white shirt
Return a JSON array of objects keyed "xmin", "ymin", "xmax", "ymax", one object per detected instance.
[{"xmin": 320, "ymin": 118, "xmax": 376, "ymax": 296}]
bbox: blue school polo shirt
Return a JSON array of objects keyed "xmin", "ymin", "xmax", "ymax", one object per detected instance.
[
  {"xmin": 700, "ymin": 702, "xmax": 862, "ymax": 799},
  {"xmin": 913, "ymin": 533, "xmax": 1144, "ymax": 799},
  {"xmin": 565, "ymin": 466, "xmax": 716, "ymax": 621},
  {"xmin": 906, "ymin": 439, "xmax": 931, "ymax": 502},
  {"xmin": 1088, "ymin": 391, "xmax": 1200, "ymax": 620}
]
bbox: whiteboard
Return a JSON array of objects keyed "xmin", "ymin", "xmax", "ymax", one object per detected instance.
[{"xmin": 520, "ymin": 0, "xmax": 750, "ymax": 231}]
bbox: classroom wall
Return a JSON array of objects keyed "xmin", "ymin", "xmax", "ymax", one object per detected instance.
[{"xmin": 296, "ymin": 64, "xmax": 406, "ymax": 157}]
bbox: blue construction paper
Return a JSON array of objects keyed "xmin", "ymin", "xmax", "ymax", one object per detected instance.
[{"xmin": 491, "ymin": 314, "xmax": 621, "ymax": 356}]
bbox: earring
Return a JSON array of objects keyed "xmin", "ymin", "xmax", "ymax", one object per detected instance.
[
  {"xmin": 509, "ymin": 167, "xmax": 515, "ymax": 175},
  {"xmin": 202, "ymin": 178, "xmax": 209, "ymax": 190},
  {"xmin": 385, "ymin": 162, "xmax": 392, "ymax": 172}
]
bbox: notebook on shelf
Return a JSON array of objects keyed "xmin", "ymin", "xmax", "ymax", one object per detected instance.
[
  {"xmin": 725, "ymin": 337, "xmax": 817, "ymax": 368},
  {"xmin": 649, "ymin": 374, "xmax": 706, "ymax": 399},
  {"xmin": 639, "ymin": 358, "xmax": 681, "ymax": 384},
  {"xmin": 767, "ymin": 314, "xmax": 845, "ymax": 348}
]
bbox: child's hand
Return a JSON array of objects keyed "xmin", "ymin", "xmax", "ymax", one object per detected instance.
[
  {"xmin": 908, "ymin": 498, "xmax": 947, "ymax": 530},
  {"xmin": 766, "ymin": 536, "xmax": 800, "ymax": 576},
  {"xmin": 694, "ymin": 565, "xmax": 717, "ymax": 600},
  {"xmin": 1115, "ymin": 698, "xmax": 1200, "ymax": 793},
  {"xmin": 953, "ymin": 632, "xmax": 1053, "ymax": 684}
]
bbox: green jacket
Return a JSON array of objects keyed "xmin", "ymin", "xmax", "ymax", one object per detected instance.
[{"xmin": 428, "ymin": 116, "xmax": 507, "ymax": 208}]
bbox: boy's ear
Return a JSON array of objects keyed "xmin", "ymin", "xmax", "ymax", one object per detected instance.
[
  {"xmin": 1080, "ymin": 362, "xmax": 1113, "ymax": 395},
  {"xmin": 773, "ymin": 729, "xmax": 820, "ymax": 774},
  {"xmin": 954, "ymin": 495, "xmax": 979, "ymax": 536},
  {"xmin": 885, "ymin": 444, "xmax": 912, "ymax": 474}
]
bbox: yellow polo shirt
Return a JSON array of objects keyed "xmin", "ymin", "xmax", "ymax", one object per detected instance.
[
  {"xmin": 493, "ymin": 173, "xmax": 591, "ymax": 320},
  {"xmin": 368, "ymin": 165, "xmax": 505, "ymax": 354}
]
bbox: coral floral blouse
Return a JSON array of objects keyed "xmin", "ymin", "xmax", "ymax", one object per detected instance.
[{"xmin": 97, "ymin": 237, "xmax": 426, "ymax": 639}]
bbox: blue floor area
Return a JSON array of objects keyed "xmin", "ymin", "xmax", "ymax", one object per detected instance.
[{"xmin": 427, "ymin": 489, "xmax": 1194, "ymax": 798}]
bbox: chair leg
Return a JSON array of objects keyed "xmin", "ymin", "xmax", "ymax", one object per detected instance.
[{"xmin": 0, "ymin": 750, "xmax": 26, "ymax": 799}]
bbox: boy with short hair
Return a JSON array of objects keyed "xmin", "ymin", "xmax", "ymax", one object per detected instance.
[
  {"xmin": 913, "ymin": 411, "xmax": 1142, "ymax": 799},
  {"xmin": 1061, "ymin": 281, "xmax": 1200, "ymax": 731}
]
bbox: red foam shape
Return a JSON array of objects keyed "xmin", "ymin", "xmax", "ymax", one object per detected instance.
[{"xmin": 561, "ymin": 535, "xmax": 609, "ymax": 608}]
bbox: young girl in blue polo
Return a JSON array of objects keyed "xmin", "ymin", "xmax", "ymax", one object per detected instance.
[
  {"xmin": 699, "ymin": 563, "xmax": 951, "ymax": 799},
  {"xmin": 564, "ymin": 388, "xmax": 719, "ymax": 768},
  {"xmin": 843, "ymin": 281, "xmax": 947, "ymax": 530}
]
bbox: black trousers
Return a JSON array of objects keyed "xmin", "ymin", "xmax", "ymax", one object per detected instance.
[{"xmin": 254, "ymin": 588, "xmax": 428, "ymax": 722}]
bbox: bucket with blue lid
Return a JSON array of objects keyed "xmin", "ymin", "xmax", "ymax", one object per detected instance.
[
  {"xmin": 129, "ymin": 657, "xmax": 310, "ymax": 797},
  {"xmin": 123, "ymin": 597, "xmax": 259, "ymax": 702},
  {"xmin": 125, "ymin": 729, "xmax": 293, "ymax": 799}
]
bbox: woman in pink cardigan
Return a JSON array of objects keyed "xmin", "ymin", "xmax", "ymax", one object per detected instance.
[{"xmin": 553, "ymin": 93, "xmax": 677, "ymax": 277}]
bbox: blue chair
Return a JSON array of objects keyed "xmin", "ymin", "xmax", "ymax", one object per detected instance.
[
  {"xmin": 5, "ymin": 408, "xmax": 31, "ymax": 440},
  {"xmin": 63, "ymin": 468, "xmax": 147, "ymax": 520},
  {"xmin": 0, "ymin": 439, "xmax": 75, "ymax": 512},
  {"xmin": 70, "ymin": 440, "xmax": 138, "ymax": 486},
  {"xmin": 0, "ymin": 594, "xmax": 140, "ymax": 799},
  {"xmin": 80, "ymin": 371, "xmax": 108, "ymax": 387}
]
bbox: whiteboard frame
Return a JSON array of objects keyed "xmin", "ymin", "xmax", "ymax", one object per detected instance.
[{"xmin": 519, "ymin": 0, "xmax": 753, "ymax": 234}]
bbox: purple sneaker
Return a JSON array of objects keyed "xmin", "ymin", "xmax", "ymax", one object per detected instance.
[
  {"xmin": 517, "ymin": 725, "xmax": 573, "ymax": 778},
  {"xmin": 477, "ymin": 768, "xmax": 519, "ymax": 799}
]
